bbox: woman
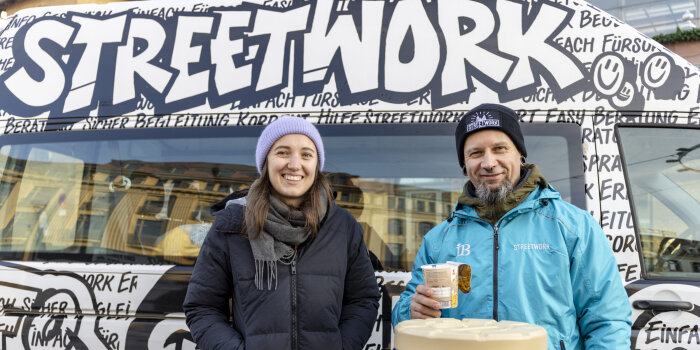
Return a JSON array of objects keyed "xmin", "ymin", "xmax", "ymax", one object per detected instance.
[{"xmin": 183, "ymin": 115, "xmax": 380, "ymax": 350}]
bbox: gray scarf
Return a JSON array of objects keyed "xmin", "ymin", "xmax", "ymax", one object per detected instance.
[{"xmin": 249, "ymin": 192, "xmax": 328, "ymax": 290}]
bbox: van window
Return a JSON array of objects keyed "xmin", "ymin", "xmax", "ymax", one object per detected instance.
[
  {"xmin": 0, "ymin": 128, "xmax": 259, "ymax": 265},
  {"xmin": 0, "ymin": 122, "xmax": 584, "ymax": 269},
  {"xmin": 618, "ymin": 126, "xmax": 700, "ymax": 279}
]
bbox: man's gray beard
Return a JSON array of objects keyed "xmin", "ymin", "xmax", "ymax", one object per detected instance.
[{"xmin": 475, "ymin": 178, "xmax": 514, "ymax": 205}]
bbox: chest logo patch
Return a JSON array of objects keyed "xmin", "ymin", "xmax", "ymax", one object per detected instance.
[
  {"xmin": 456, "ymin": 243, "xmax": 471, "ymax": 256},
  {"xmin": 513, "ymin": 243, "xmax": 550, "ymax": 251}
]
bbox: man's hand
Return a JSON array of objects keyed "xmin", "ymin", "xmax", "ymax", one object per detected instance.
[{"xmin": 410, "ymin": 285, "xmax": 442, "ymax": 319}]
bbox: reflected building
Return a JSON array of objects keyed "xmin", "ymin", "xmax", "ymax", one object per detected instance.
[
  {"xmin": 590, "ymin": 0, "xmax": 700, "ymax": 36},
  {"xmin": 0, "ymin": 154, "xmax": 461, "ymax": 271}
]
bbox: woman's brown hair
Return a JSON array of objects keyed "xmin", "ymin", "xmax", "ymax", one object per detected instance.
[{"xmin": 244, "ymin": 161, "xmax": 333, "ymax": 238}]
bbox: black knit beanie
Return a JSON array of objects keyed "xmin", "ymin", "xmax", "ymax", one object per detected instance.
[{"xmin": 455, "ymin": 104, "xmax": 527, "ymax": 173}]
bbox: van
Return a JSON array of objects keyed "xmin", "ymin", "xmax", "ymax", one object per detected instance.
[{"xmin": 0, "ymin": 0, "xmax": 698, "ymax": 349}]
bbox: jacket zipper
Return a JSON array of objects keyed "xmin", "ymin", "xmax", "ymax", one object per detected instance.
[
  {"xmin": 492, "ymin": 225, "xmax": 499, "ymax": 321},
  {"xmin": 452, "ymin": 202, "xmax": 546, "ymax": 322},
  {"xmin": 449, "ymin": 212, "xmax": 502, "ymax": 320},
  {"xmin": 291, "ymin": 257, "xmax": 298, "ymax": 350},
  {"xmin": 560, "ymin": 340, "xmax": 565, "ymax": 350}
]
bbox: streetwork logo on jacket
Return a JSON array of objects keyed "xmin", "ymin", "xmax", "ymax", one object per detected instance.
[{"xmin": 466, "ymin": 112, "xmax": 500, "ymax": 132}]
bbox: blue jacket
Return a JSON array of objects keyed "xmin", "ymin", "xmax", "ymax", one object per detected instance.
[
  {"xmin": 392, "ymin": 185, "xmax": 632, "ymax": 350},
  {"xmin": 184, "ymin": 192, "xmax": 380, "ymax": 350}
]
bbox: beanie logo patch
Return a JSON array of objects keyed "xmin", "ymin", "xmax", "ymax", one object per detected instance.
[{"xmin": 466, "ymin": 112, "xmax": 500, "ymax": 132}]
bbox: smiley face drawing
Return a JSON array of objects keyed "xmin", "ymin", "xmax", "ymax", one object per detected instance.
[{"xmin": 641, "ymin": 52, "xmax": 685, "ymax": 100}]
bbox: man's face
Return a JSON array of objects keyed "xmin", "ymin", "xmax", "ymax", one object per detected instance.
[{"xmin": 463, "ymin": 129, "xmax": 522, "ymax": 190}]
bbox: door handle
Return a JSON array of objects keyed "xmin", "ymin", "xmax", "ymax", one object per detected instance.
[{"xmin": 633, "ymin": 300, "xmax": 693, "ymax": 311}]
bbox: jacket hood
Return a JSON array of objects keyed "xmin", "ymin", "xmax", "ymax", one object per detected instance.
[{"xmin": 210, "ymin": 188, "xmax": 249, "ymax": 215}]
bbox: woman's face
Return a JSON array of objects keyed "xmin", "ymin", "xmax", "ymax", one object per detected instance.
[{"xmin": 266, "ymin": 134, "xmax": 318, "ymax": 208}]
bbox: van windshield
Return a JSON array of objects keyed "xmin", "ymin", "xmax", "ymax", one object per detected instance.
[
  {"xmin": 618, "ymin": 126, "xmax": 700, "ymax": 279},
  {"xmin": 0, "ymin": 123, "xmax": 584, "ymax": 269}
]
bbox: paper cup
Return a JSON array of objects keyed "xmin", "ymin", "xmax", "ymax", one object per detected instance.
[{"xmin": 422, "ymin": 264, "xmax": 458, "ymax": 309}]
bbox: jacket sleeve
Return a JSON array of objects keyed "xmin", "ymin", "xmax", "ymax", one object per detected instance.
[
  {"xmin": 391, "ymin": 221, "xmax": 444, "ymax": 327},
  {"xmin": 339, "ymin": 220, "xmax": 380, "ymax": 350},
  {"xmin": 570, "ymin": 214, "xmax": 632, "ymax": 349},
  {"xmin": 183, "ymin": 214, "xmax": 245, "ymax": 350}
]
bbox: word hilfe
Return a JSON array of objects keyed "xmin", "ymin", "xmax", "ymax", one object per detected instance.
[{"xmin": 0, "ymin": 0, "xmax": 585, "ymax": 116}]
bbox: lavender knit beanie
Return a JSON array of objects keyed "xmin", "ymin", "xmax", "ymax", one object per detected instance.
[{"xmin": 255, "ymin": 115, "xmax": 325, "ymax": 174}]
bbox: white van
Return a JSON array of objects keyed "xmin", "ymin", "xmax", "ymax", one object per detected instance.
[{"xmin": 0, "ymin": 0, "xmax": 698, "ymax": 349}]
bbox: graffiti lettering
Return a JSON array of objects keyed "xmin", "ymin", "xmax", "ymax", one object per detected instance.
[
  {"xmin": 601, "ymin": 210, "xmax": 635, "ymax": 230},
  {"xmin": 405, "ymin": 91, "xmax": 431, "ymax": 106},
  {"xmin": 592, "ymin": 111, "xmax": 634, "ymax": 126},
  {"xmin": 496, "ymin": 0, "xmax": 585, "ymax": 97},
  {"xmin": 96, "ymin": 301, "xmax": 131, "ymax": 317},
  {"xmin": 583, "ymin": 154, "xmax": 622, "ymax": 172},
  {"xmin": 675, "ymin": 84, "xmax": 690, "ymax": 100},
  {"xmin": 3, "ymin": 19, "xmax": 74, "ymax": 108},
  {"xmin": 135, "ymin": 114, "xmax": 171, "ymax": 128},
  {"xmin": 606, "ymin": 234, "xmax": 636, "ymax": 252},
  {"xmin": 602, "ymin": 34, "xmax": 656, "ymax": 53},
  {"xmin": 82, "ymin": 116, "xmax": 129, "ymax": 130},
  {"xmin": 113, "ymin": 17, "xmax": 172, "ymax": 106},
  {"xmin": 0, "ymin": 0, "xmax": 588, "ymax": 117},
  {"xmin": 38, "ymin": 300, "xmax": 68, "ymax": 314},
  {"xmin": 544, "ymin": 108, "xmax": 584, "ymax": 124},
  {"xmin": 0, "ymin": 36, "xmax": 13, "ymax": 49},
  {"xmin": 3, "ymin": 116, "xmax": 47, "ymax": 134},
  {"xmin": 521, "ymin": 88, "xmax": 555, "ymax": 103},
  {"xmin": 580, "ymin": 10, "xmax": 619, "ymax": 28},
  {"xmin": 83, "ymin": 273, "xmax": 115, "ymax": 292},
  {"xmin": 617, "ymin": 263, "xmax": 638, "ymax": 283},
  {"xmin": 585, "ymin": 183, "xmax": 595, "ymax": 200},
  {"xmin": 7, "ymin": 15, "xmax": 36, "ymax": 29},
  {"xmin": 554, "ymin": 36, "xmax": 594, "ymax": 53},
  {"xmin": 117, "ymin": 272, "xmax": 138, "ymax": 293},
  {"xmin": 600, "ymin": 179, "xmax": 626, "ymax": 201},
  {"xmin": 132, "ymin": 6, "xmax": 186, "ymax": 19},
  {"xmin": 0, "ymin": 263, "xmax": 182, "ymax": 350},
  {"xmin": 236, "ymin": 113, "xmax": 280, "ymax": 126},
  {"xmin": 64, "ymin": 15, "xmax": 128, "ymax": 113},
  {"xmin": 29, "ymin": 324, "xmax": 76, "ymax": 348},
  {"xmin": 689, "ymin": 107, "xmax": 700, "ymax": 125},
  {"xmin": 516, "ymin": 109, "xmax": 537, "ymax": 123},
  {"xmin": 0, "ymin": 57, "xmax": 14, "ymax": 71},
  {"xmin": 645, "ymin": 321, "xmax": 700, "ymax": 345},
  {"xmin": 263, "ymin": 92, "xmax": 297, "ymax": 109},
  {"xmin": 641, "ymin": 110, "xmax": 679, "ymax": 124},
  {"xmin": 302, "ymin": 92, "xmax": 341, "ymax": 108},
  {"xmin": 98, "ymin": 327, "xmax": 120, "ymax": 350},
  {"xmin": 385, "ymin": 0, "xmax": 440, "ymax": 94},
  {"xmin": 318, "ymin": 109, "xmax": 361, "ymax": 124},
  {"xmin": 581, "ymin": 126, "xmax": 616, "ymax": 144}
]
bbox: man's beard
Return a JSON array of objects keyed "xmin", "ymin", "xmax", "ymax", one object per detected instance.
[{"xmin": 475, "ymin": 178, "xmax": 514, "ymax": 205}]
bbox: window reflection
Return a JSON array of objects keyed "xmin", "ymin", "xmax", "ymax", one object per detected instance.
[
  {"xmin": 0, "ymin": 123, "xmax": 584, "ymax": 269},
  {"xmin": 618, "ymin": 127, "xmax": 700, "ymax": 278}
]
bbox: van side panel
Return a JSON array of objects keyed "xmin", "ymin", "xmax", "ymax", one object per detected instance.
[{"xmin": 1, "ymin": 1, "xmax": 699, "ymax": 349}]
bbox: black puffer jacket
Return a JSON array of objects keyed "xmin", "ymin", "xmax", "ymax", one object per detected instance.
[{"xmin": 183, "ymin": 192, "xmax": 380, "ymax": 350}]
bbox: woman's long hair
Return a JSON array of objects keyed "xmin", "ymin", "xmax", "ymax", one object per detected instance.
[{"xmin": 244, "ymin": 161, "xmax": 333, "ymax": 238}]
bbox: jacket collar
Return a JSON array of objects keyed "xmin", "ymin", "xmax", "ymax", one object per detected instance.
[{"xmin": 453, "ymin": 164, "xmax": 558, "ymax": 224}]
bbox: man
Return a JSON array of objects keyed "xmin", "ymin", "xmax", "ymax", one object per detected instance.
[{"xmin": 391, "ymin": 104, "xmax": 631, "ymax": 349}]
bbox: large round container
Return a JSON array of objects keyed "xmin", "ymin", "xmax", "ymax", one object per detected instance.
[{"xmin": 394, "ymin": 318, "xmax": 547, "ymax": 350}]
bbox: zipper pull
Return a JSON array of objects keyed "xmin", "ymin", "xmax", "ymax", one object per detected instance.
[
  {"xmin": 494, "ymin": 226, "xmax": 500, "ymax": 250},
  {"xmin": 291, "ymin": 259, "xmax": 297, "ymax": 275}
]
